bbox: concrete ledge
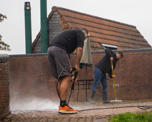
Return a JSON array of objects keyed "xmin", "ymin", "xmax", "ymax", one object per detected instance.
[{"xmin": 9, "ymin": 53, "xmax": 47, "ymax": 57}]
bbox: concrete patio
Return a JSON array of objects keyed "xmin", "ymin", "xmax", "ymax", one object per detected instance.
[{"xmin": 2, "ymin": 101, "xmax": 152, "ymax": 122}]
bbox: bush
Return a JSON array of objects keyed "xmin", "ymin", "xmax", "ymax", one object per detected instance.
[{"xmin": 110, "ymin": 112, "xmax": 152, "ymax": 122}]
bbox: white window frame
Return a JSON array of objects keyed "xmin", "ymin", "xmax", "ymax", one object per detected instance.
[{"xmin": 101, "ymin": 43, "xmax": 118, "ymax": 50}]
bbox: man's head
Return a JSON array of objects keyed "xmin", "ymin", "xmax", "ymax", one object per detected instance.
[
  {"xmin": 116, "ymin": 52, "xmax": 123, "ymax": 59},
  {"xmin": 81, "ymin": 28, "xmax": 89, "ymax": 39}
]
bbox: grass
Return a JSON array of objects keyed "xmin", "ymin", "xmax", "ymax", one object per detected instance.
[{"xmin": 109, "ymin": 112, "xmax": 152, "ymax": 122}]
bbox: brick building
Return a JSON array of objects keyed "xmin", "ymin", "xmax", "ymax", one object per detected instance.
[{"xmin": 32, "ymin": 6, "xmax": 151, "ymax": 53}]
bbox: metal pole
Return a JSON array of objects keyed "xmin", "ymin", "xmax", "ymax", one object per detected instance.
[
  {"xmin": 24, "ymin": 1, "xmax": 32, "ymax": 54},
  {"xmin": 40, "ymin": 0, "xmax": 48, "ymax": 53}
]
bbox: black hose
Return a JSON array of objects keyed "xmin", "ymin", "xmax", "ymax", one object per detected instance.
[
  {"xmin": 56, "ymin": 67, "xmax": 77, "ymax": 104},
  {"xmin": 79, "ymin": 105, "xmax": 152, "ymax": 112},
  {"xmin": 67, "ymin": 67, "xmax": 78, "ymax": 104},
  {"xmin": 56, "ymin": 80, "xmax": 61, "ymax": 100}
]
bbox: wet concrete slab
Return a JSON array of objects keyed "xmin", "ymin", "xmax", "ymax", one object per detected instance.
[{"xmin": 2, "ymin": 101, "xmax": 152, "ymax": 122}]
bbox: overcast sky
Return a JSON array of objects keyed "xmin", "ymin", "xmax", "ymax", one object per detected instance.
[{"xmin": 0, "ymin": 0, "xmax": 152, "ymax": 54}]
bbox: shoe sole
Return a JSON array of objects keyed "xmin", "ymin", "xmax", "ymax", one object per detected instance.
[{"xmin": 59, "ymin": 110, "xmax": 78, "ymax": 114}]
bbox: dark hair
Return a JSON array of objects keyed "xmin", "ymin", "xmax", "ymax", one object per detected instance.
[
  {"xmin": 117, "ymin": 52, "xmax": 123, "ymax": 58},
  {"xmin": 72, "ymin": 27, "xmax": 88, "ymax": 34}
]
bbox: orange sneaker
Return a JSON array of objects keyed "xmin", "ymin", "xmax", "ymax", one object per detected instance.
[{"xmin": 59, "ymin": 105, "xmax": 78, "ymax": 114}]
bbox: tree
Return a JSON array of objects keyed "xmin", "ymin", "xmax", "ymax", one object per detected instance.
[
  {"xmin": 0, "ymin": 13, "xmax": 7, "ymax": 22},
  {"xmin": 0, "ymin": 13, "xmax": 10, "ymax": 51}
]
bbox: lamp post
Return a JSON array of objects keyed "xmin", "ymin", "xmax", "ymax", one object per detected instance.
[
  {"xmin": 40, "ymin": 0, "xmax": 48, "ymax": 53},
  {"xmin": 24, "ymin": 0, "xmax": 32, "ymax": 54}
]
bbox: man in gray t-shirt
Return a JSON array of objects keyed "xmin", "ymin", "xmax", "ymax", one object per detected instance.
[{"xmin": 48, "ymin": 29, "xmax": 88, "ymax": 113}]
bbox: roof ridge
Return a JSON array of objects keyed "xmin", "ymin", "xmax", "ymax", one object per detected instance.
[{"xmin": 52, "ymin": 6, "xmax": 136, "ymax": 28}]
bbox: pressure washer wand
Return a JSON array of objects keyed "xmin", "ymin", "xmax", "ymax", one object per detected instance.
[{"xmin": 67, "ymin": 67, "xmax": 78, "ymax": 104}]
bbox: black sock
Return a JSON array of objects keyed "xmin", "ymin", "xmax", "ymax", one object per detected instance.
[{"xmin": 60, "ymin": 100, "xmax": 67, "ymax": 107}]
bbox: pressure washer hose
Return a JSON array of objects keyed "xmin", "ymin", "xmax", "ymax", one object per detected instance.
[
  {"xmin": 56, "ymin": 67, "xmax": 78, "ymax": 105},
  {"xmin": 79, "ymin": 105, "xmax": 152, "ymax": 112},
  {"xmin": 67, "ymin": 67, "xmax": 78, "ymax": 104}
]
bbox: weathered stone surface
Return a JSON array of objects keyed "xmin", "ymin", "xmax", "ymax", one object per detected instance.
[{"xmin": 2, "ymin": 102, "xmax": 152, "ymax": 122}]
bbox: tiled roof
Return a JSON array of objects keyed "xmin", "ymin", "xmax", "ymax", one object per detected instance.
[{"xmin": 32, "ymin": 6, "xmax": 151, "ymax": 50}]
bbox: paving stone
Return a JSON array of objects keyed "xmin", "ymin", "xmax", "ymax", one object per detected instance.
[
  {"xmin": 69, "ymin": 117, "xmax": 78, "ymax": 122},
  {"xmin": 86, "ymin": 117, "xmax": 93, "ymax": 122},
  {"xmin": 94, "ymin": 117, "xmax": 107, "ymax": 122},
  {"xmin": 46, "ymin": 118, "xmax": 54, "ymax": 122}
]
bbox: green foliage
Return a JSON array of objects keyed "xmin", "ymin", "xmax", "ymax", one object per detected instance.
[
  {"xmin": 0, "ymin": 13, "xmax": 7, "ymax": 22},
  {"xmin": 110, "ymin": 112, "xmax": 152, "ymax": 122},
  {"xmin": 0, "ymin": 13, "xmax": 10, "ymax": 51},
  {"xmin": 0, "ymin": 40, "xmax": 10, "ymax": 51}
]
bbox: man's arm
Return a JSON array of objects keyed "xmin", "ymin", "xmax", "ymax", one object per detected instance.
[
  {"xmin": 110, "ymin": 57, "xmax": 116, "ymax": 78},
  {"xmin": 71, "ymin": 47, "xmax": 83, "ymax": 83},
  {"xmin": 106, "ymin": 48, "xmax": 116, "ymax": 77},
  {"xmin": 75, "ymin": 47, "xmax": 83, "ymax": 71}
]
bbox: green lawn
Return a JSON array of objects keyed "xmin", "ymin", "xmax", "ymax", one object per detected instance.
[{"xmin": 109, "ymin": 112, "xmax": 152, "ymax": 122}]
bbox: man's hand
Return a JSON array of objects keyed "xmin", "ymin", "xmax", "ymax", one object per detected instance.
[
  {"xmin": 75, "ymin": 47, "xmax": 83, "ymax": 71},
  {"xmin": 71, "ymin": 67, "xmax": 79, "ymax": 83},
  {"xmin": 110, "ymin": 57, "xmax": 114, "ymax": 61},
  {"xmin": 112, "ymin": 75, "xmax": 116, "ymax": 78},
  {"xmin": 71, "ymin": 70, "xmax": 78, "ymax": 83}
]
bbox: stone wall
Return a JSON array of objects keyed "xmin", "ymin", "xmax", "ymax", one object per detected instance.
[
  {"xmin": 0, "ymin": 49, "xmax": 152, "ymax": 113},
  {"xmin": 8, "ymin": 49, "xmax": 152, "ymax": 104},
  {"xmin": 48, "ymin": 11, "xmax": 62, "ymax": 44},
  {"xmin": 32, "ymin": 12, "xmax": 62, "ymax": 53},
  {"xmin": 0, "ymin": 55, "xmax": 9, "ymax": 120}
]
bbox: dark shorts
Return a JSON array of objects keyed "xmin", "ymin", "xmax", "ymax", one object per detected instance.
[{"xmin": 48, "ymin": 46, "xmax": 71, "ymax": 80}]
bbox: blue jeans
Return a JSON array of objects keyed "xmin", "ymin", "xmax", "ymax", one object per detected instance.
[{"xmin": 91, "ymin": 67, "xmax": 107, "ymax": 93}]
